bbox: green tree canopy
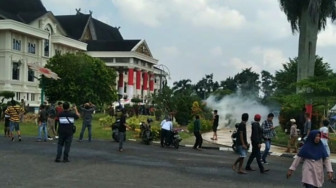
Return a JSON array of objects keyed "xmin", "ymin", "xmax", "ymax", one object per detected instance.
[{"xmin": 42, "ymin": 52, "xmax": 117, "ymax": 105}]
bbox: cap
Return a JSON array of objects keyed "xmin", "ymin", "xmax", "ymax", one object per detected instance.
[{"xmin": 254, "ymin": 114, "xmax": 261, "ymax": 121}]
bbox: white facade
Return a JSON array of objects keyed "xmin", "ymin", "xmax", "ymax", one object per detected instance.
[{"xmin": 0, "ymin": 16, "xmax": 87, "ymax": 107}]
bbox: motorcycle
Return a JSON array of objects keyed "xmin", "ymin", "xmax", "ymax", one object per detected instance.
[
  {"xmin": 140, "ymin": 120, "xmax": 153, "ymax": 145},
  {"xmin": 112, "ymin": 119, "xmax": 120, "ymax": 142},
  {"xmin": 231, "ymin": 123, "xmax": 239, "ymax": 152},
  {"xmin": 163, "ymin": 128, "xmax": 183, "ymax": 149}
]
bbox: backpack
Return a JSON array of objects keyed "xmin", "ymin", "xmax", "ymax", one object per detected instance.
[
  {"xmin": 231, "ymin": 123, "xmax": 240, "ymax": 138},
  {"xmin": 47, "ymin": 106, "xmax": 56, "ymax": 118}
]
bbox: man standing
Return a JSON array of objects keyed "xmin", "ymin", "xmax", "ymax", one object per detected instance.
[
  {"xmin": 261, "ymin": 113, "xmax": 275, "ymax": 164},
  {"xmin": 79, "ymin": 102, "xmax": 95, "ymax": 142},
  {"xmin": 211, "ymin": 110, "xmax": 219, "ymax": 140},
  {"xmin": 5, "ymin": 100, "xmax": 24, "ymax": 142},
  {"xmin": 47, "ymin": 102, "xmax": 57, "ymax": 140},
  {"xmin": 118, "ymin": 109, "xmax": 129, "ymax": 152},
  {"xmin": 55, "ymin": 102, "xmax": 79, "ymax": 162},
  {"xmin": 286, "ymin": 119, "xmax": 298, "ymax": 153},
  {"xmin": 245, "ymin": 114, "xmax": 269, "ymax": 173},
  {"xmin": 37, "ymin": 104, "xmax": 48, "ymax": 142},
  {"xmin": 232, "ymin": 113, "xmax": 249, "ymax": 174},
  {"xmin": 303, "ymin": 113, "xmax": 311, "ymax": 140},
  {"xmin": 320, "ymin": 119, "xmax": 330, "ymax": 156},
  {"xmin": 193, "ymin": 115, "xmax": 202, "ymax": 150},
  {"xmin": 160, "ymin": 117, "xmax": 173, "ymax": 147}
]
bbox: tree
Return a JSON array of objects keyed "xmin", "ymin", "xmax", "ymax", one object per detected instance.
[
  {"xmin": 279, "ymin": 0, "xmax": 336, "ymax": 83},
  {"xmin": 274, "ymin": 56, "xmax": 334, "ymax": 96},
  {"xmin": 172, "ymin": 79, "xmax": 192, "ymax": 94},
  {"xmin": 261, "ymin": 70, "xmax": 276, "ymax": 99},
  {"xmin": 234, "ymin": 68, "xmax": 260, "ymax": 98},
  {"xmin": 43, "ymin": 52, "xmax": 117, "ymax": 105}
]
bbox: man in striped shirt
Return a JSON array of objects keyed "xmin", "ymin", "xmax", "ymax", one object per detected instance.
[{"xmin": 5, "ymin": 100, "xmax": 24, "ymax": 141}]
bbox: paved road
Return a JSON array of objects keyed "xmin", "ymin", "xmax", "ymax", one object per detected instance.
[{"xmin": 0, "ymin": 136, "xmax": 335, "ymax": 188}]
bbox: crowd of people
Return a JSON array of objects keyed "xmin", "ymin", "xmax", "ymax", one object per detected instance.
[{"xmin": 1, "ymin": 102, "xmax": 335, "ymax": 187}]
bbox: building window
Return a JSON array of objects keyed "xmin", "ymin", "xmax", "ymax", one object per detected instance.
[
  {"xmin": 31, "ymin": 93, "xmax": 35, "ymax": 101},
  {"xmin": 27, "ymin": 93, "xmax": 30, "ymax": 101},
  {"xmin": 55, "ymin": 49, "xmax": 61, "ymax": 55},
  {"xmin": 12, "ymin": 39, "xmax": 21, "ymax": 51},
  {"xmin": 44, "ymin": 39, "xmax": 49, "ymax": 57},
  {"xmin": 28, "ymin": 42, "xmax": 36, "ymax": 54},
  {"xmin": 12, "ymin": 62, "xmax": 20, "ymax": 80},
  {"xmin": 28, "ymin": 69, "xmax": 34, "ymax": 82},
  {"xmin": 116, "ymin": 58, "xmax": 130, "ymax": 63},
  {"xmin": 16, "ymin": 92, "xmax": 20, "ymax": 101}
]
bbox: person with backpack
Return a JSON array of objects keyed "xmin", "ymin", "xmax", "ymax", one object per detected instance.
[
  {"xmin": 232, "ymin": 113, "xmax": 249, "ymax": 174},
  {"xmin": 245, "ymin": 114, "xmax": 269, "ymax": 173},
  {"xmin": 55, "ymin": 102, "xmax": 80, "ymax": 162}
]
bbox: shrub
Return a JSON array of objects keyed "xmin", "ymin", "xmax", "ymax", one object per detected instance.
[{"xmin": 187, "ymin": 118, "xmax": 212, "ymax": 133}]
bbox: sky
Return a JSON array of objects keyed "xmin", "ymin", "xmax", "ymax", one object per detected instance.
[{"xmin": 41, "ymin": 0, "xmax": 336, "ymax": 87}]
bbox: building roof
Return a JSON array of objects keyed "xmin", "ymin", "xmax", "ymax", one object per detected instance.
[
  {"xmin": 0, "ymin": 0, "xmax": 47, "ymax": 23},
  {"xmin": 55, "ymin": 12, "xmax": 123, "ymax": 41},
  {"xmin": 55, "ymin": 14, "xmax": 91, "ymax": 40},
  {"xmin": 87, "ymin": 40, "xmax": 141, "ymax": 51}
]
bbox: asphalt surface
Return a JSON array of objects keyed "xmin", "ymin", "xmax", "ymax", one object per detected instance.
[{"xmin": 1, "ymin": 136, "xmax": 335, "ymax": 188}]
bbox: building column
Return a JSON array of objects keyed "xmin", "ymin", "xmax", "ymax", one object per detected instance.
[
  {"xmin": 127, "ymin": 68, "xmax": 134, "ymax": 99},
  {"xmin": 142, "ymin": 71, "xmax": 148, "ymax": 96},
  {"xmin": 149, "ymin": 73, "xmax": 154, "ymax": 92},
  {"xmin": 136, "ymin": 69, "xmax": 141, "ymax": 97},
  {"xmin": 118, "ymin": 70, "xmax": 124, "ymax": 95}
]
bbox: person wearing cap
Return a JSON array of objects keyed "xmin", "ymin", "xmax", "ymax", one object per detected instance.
[
  {"xmin": 245, "ymin": 114, "xmax": 269, "ymax": 173},
  {"xmin": 286, "ymin": 119, "xmax": 298, "ymax": 153},
  {"xmin": 320, "ymin": 119, "xmax": 330, "ymax": 156}
]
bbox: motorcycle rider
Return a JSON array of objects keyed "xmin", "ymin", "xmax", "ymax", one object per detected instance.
[{"xmin": 160, "ymin": 117, "xmax": 173, "ymax": 147}]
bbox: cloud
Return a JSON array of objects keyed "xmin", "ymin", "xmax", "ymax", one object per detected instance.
[
  {"xmin": 111, "ymin": 0, "xmax": 245, "ymax": 29},
  {"xmin": 161, "ymin": 46, "xmax": 180, "ymax": 57},
  {"xmin": 209, "ymin": 46, "xmax": 223, "ymax": 57},
  {"xmin": 111, "ymin": 0, "xmax": 169, "ymax": 27},
  {"xmin": 317, "ymin": 21, "xmax": 336, "ymax": 47},
  {"xmin": 251, "ymin": 47, "xmax": 287, "ymax": 73},
  {"xmin": 173, "ymin": 0, "xmax": 246, "ymax": 29}
]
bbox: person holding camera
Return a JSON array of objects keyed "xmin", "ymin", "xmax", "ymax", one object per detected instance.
[
  {"xmin": 55, "ymin": 102, "xmax": 80, "ymax": 163},
  {"xmin": 78, "ymin": 102, "xmax": 95, "ymax": 142}
]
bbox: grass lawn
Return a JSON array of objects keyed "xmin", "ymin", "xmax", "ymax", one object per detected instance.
[
  {"xmin": 0, "ymin": 113, "xmax": 193, "ymax": 141},
  {"xmin": 272, "ymin": 126, "xmax": 336, "ymax": 153}
]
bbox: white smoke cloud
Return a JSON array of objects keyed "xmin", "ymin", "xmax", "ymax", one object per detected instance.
[{"xmin": 206, "ymin": 93, "xmax": 279, "ymax": 128}]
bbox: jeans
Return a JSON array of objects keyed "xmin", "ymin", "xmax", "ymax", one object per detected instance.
[
  {"xmin": 119, "ymin": 132, "xmax": 125, "ymax": 150},
  {"xmin": 10, "ymin": 121, "xmax": 20, "ymax": 132},
  {"xmin": 262, "ymin": 139, "xmax": 271, "ymax": 162},
  {"xmin": 246, "ymin": 144, "xmax": 264, "ymax": 172},
  {"xmin": 56, "ymin": 134, "xmax": 73, "ymax": 160},
  {"xmin": 193, "ymin": 131, "xmax": 203, "ymax": 148},
  {"xmin": 79, "ymin": 121, "xmax": 92, "ymax": 141},
  {"xmin": 38, "ymin": 122, "xmax": 48, "ymax": 141}
]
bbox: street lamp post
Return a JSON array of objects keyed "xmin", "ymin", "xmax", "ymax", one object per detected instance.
[
  {"xmin": 156, "ymin": 64, "xmax": 171, "ymax": 92},
  {"xmin": 197, "ymin": 87, "xmax": 213, "ymax": 100}
]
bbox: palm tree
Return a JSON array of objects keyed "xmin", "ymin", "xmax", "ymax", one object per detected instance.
[{"xmin": 279, "ymin": 0, "xmax": 336, "ymax": 83}]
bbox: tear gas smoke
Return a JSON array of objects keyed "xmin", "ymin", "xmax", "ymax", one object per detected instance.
[{"xmin": 206, "ymin": 94, "xmax": 279, "ymax": 128}]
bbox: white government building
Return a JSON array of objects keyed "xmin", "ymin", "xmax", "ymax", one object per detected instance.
[{"xmin": 0, "ymin": 0, "xmax": 169, "ymax": 108}]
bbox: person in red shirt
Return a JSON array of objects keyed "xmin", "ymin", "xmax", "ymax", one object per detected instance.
[{"xmin": 54, "ymin": 102, "xmax": 63, "ymax": 137}]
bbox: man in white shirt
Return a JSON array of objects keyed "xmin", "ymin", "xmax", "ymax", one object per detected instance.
[{"xmin": 160, "ymin": 117, "xmax": 172, "ymax": 147}]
